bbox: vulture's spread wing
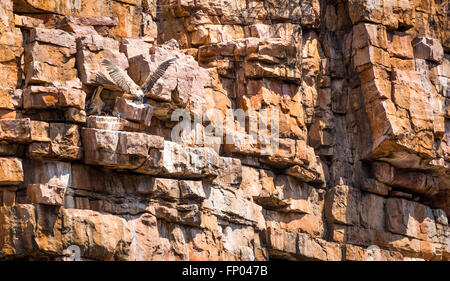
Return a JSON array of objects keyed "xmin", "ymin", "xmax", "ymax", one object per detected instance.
[
  {"xmin": 141, "ymin": 58, "xmax": 176, "ymax": 95},
  {"xmin": 102, "ymin": 59, "xmax": 139, "ymax": 94}
]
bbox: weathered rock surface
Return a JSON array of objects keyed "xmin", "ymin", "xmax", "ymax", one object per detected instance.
[{"xmin": 0, "ymin": 0, "xmax": 448, "ymax": 261}]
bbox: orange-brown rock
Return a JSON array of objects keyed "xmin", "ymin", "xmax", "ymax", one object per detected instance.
[
  {"xmin": 27, "ymin": 183, "xmax": 65, "ymax": 206},
  {"xmin": 24, "ymin": 28, "xmax": 79, "ymax": 87},
  {"xmin": 76, "ymin": 34, "xmax": 128, "ymax": 86},
  {"xmin": 0, "ymin": 0, "xmax": 447, "ymax": 262},
  {"xmin": 0, "ymin": 157, "xmax": 23, "ymax": 185},
  {"xmin": 113, "ymin": 97, "xmax": 153, "ymax": 127},
  {"xmin": 23, "ymin": 86, "xmax": 86, "ymax": 110}
]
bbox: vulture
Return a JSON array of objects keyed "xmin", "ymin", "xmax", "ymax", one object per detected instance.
[
  {"xmin": 102, "ymin": 58, "xmax": 177, "ymax": 103},
  {"xmin": 86, "ymin": 58, "xmax": 176, "ymax": 116},
  {"xmin": 86, "ymin": 85, "xmax": 105, "ymax": 116}
]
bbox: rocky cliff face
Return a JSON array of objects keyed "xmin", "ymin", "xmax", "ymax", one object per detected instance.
[{"xmin": 0, "ymin": 0, "xmax": 448, "ymax": 261}]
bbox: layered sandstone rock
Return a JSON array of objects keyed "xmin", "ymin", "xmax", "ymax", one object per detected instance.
[{"xmin": 0, "ymin": 0, "xmax": 448, "ymax": 261}]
